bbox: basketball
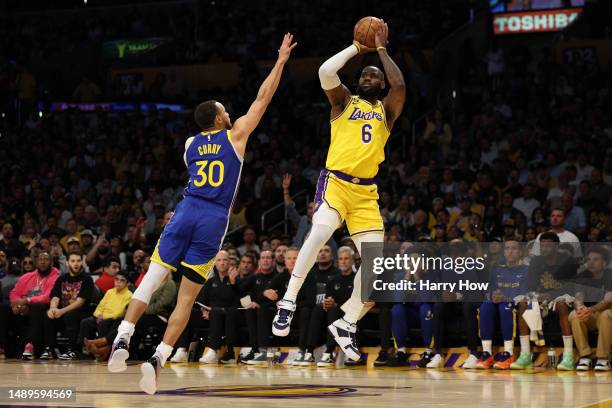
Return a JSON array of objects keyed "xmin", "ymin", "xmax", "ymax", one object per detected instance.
[{"xmin": 353, "ymin": 16, "xmax": 383, "ymax": 48}]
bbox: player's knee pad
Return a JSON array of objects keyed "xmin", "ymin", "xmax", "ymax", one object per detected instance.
[{"xmin": 132, "ymin": 262, "xmax": 171, "ymax": 304}]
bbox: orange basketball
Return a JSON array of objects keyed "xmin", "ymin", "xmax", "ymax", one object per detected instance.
[{"xmin": 353, "ymin": 16, "xmax": 383, "ymax": 48}]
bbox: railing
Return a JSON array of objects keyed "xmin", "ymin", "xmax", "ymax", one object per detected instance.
[{"xmin": 260, "ymin": 189, "xmax": 310, "ymax": 234}]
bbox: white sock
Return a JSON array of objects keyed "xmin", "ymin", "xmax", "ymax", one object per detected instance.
[
  {"xmin": 398, "ymin": 347, "xmax": 406, "ymax": 353},
  {"xmin": 283, "ymin": 224, "xmax": 334, "ymax": 302},
  {"xmin": 155, "ymin": 342, "xmax": 174, "ymax": 366},
  {"xmin": 132, "ymin": 262, "xmax": 171, "ymax": 304},
  {"xmin": 562, "ymin": 336, "xmax": 573, "ymax": 355},
  {"xmin": 176, "ymin": 347, "xmax": 186, "ymax": 353},
  {"xmin": 115, "ymin": 320, "xmax": 135, "ymax": 344},
  {"xmin": 504, "ymin": 340, "xmax": 514, "ymax": 354},
  {"xmin": 482, "ymin": 340, "xmax": 493, "ymax": 355},
  {"xmin": 520, "ymin": 336, "xmax": 530, "ymax": 354}
]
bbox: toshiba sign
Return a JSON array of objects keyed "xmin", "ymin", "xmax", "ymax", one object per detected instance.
[{"xmin": 493, "ymin": 8, "xmax": 582, "ymax": 35}]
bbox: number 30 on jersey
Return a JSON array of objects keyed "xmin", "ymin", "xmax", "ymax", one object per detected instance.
[{"xmin": 193, "ymin": 160, "xmax": 224, "ymax": 187}]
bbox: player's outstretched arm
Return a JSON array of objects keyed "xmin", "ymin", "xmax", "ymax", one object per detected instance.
[
  {"xmin": 231, "ymin": 33, "xmax": 297, "ymax": 154},
  {"xmin": 319, "ymin": 42, "xmax": 372, "ymax": 119},
  {"xmin": 375, "ymin": 21, "xmax": 406, "ymax": 130}
]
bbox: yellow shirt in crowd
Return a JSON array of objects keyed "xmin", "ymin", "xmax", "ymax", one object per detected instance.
[{"xmin": 94, "ymin": 287, "xmax": 133, "ymax": 320}]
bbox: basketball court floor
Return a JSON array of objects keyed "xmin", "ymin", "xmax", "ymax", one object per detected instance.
[{"xmin": 0, "ymin": 348, "xmax": 610, "ymax": 408}]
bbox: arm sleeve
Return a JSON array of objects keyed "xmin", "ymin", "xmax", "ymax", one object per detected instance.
[
  {"xmin": 183, "ymin": 137, "xmax": 194, "ymax": 166},
  {"xmin": 318, "ymin": 45, "xmax": 359, "ymax": 90}
]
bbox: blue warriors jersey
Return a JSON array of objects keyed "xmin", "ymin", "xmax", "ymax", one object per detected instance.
[
  {"xmin": 183, "ymin": 129, "xmax": 243, "ymax": 210},
  {"xmin": 152, "ymin": 129, "xmax": 243, "ymax": 280},
  {"xmin": 490, "ymin": 264, "xmax": 529, "ymax": 300}
]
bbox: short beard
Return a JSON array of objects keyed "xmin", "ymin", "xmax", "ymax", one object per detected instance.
[{"xmin": 357, "ymin": 85, "xmax": 381, "ymax": 100}]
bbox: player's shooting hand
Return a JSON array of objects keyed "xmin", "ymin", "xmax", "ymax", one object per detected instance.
[
  {"xmin": 374, "ymin": 21, "xmax": 389, "ymax": 48},
  {"xmin": 264, "ymin": 289, "xmax": 278, "ymax": 301},
  {"xmin": 282, "ymin": 174, "xmax": 292, "ymax": 190},
  {"xmin": 353, "ymin": 41, "xmax": 376, "ymax": 54},
  {"xmin": 277, "ymin": 33, "xmax": 297, "ymax": 65}
]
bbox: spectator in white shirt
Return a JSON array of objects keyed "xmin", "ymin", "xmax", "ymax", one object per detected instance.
[{"xmin": 531, "ymin": 208, "xmax": 582, "ymax": 259}]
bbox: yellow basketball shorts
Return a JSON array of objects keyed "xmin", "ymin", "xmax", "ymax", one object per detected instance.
[{"xmin": 313, "ymin": 169, "xmax": 384, "ymax": 236}]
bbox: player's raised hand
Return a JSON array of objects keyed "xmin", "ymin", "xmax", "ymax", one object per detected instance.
[
  {"xmin": 374, "ymin": 21, "xmax": 389, "ymax": 48},
  {"xmin": 277, "ymin": 33, "xmax": 297, "ymax": 64}
]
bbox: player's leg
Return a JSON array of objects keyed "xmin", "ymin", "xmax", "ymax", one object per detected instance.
[
  {"xmin": 593, "ymin": 309, "xmax": 611, "ymax": 371},
  {"xmin": 273, "ymin": 203, "xmax": 341, "ymax": 336},
  {"xmin": 418, "ymin": 302, "xmax": 435, "ymax": 366},
  {"xmin": 511, "ymin": 300, "xmax": 533, "ymax": 369},
  {"xmin": 492, "ymin": 302, "xmax": 516, "ymax": 370},
  {"xmin": 329, "ymin": 232, "xmax": 382, "ymax": 361},
  {"xmin": 554, "ymin": 301, "xmax": 575, "ymax": 370},
  {"xmin": 461, "ymin": 302, "xmax": 480, "ymax": 369},
  {"xmin": 140, "ymin": 272, "xmax": 205, "ymax": 394},
  {"xmin": 477, "ymin": 301, "xmax": 495, "ymax": 369},
  {"xmin": 373, "ymin": 303, "xmax": 392, "ymax": 366},
  {"xmin": 108, "ymin": 205, "xmax": 189, "ymax": 372},
  {"xmin": 388, "ymin": 303, "xmax": 409, "ymax": 366}
]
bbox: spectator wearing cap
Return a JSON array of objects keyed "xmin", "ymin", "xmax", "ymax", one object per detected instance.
[
  {"xmin": 513, "ymin": 184, "xmax": 541, "ymax": 225},
  {"xmin": 0, "ymin": 223, "xmax": 26, "ymax": 259},
  {"xmin": 94, "ymin": 256, "xmax": 121, "ymax": 294},
  {"xmin": 66, "ymin": 236, "xmax": 81, "ymax": 254},
  {"xmin": 80, "ymin": 230, "xmax": 95, "ymax": 255}
]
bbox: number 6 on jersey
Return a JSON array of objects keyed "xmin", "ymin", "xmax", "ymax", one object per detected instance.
[{"xmin": 361, "ymin": 123, "xmax": 372, "ymax": 143}]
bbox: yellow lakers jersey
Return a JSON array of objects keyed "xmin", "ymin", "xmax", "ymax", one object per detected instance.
[{"xmin": 326, "ymin": 96, "xmax": 390, "ymax": 179}]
